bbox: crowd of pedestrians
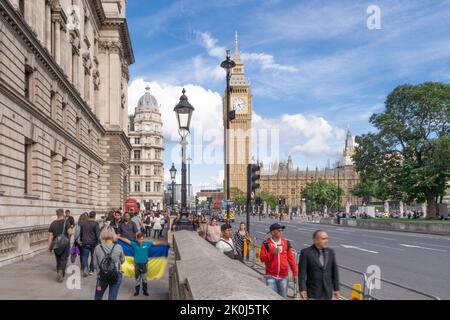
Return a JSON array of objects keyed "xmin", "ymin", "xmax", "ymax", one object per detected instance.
[
  {"xmin": 196, "ymin": 213, "xmax": 340, "ymax": 300},
  {"xmin": 47, "ymin": 208, "xmax": 170, "ymax": 300}
]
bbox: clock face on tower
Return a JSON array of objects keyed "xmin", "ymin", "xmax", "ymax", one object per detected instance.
[{"xmin": 233, "ymin": 98, "xmax": 246, "ymax": 112}]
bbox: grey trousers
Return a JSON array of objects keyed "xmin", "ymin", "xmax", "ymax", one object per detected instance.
[{"xmin": 135, "ymin": 263, "xmax": 148, "ymax": 287}]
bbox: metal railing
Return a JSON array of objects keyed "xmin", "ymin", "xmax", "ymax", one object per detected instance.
[{"xmin": 245, "ymin": 237, "xmax": 440, "ymax": 300}]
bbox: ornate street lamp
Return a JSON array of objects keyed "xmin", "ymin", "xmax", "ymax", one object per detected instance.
[
  {"xmin": 220, "ymin": 49, "xmax": 236, "ymax": 224},
  {"xmin": 174, "ymin": 89, "xmax": 195, "ymax": 231},
  {"xmin": 169, "ymin": 163, "xmax": 177, "ymax": 208}
]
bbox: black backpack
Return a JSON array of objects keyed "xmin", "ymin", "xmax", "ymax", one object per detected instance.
[
  {"xmin": 98, "ymin": 244, "xmax": 120, "ymax": 284},
  {"xmin": 52, "ymin": 220, "xmax": 69, "ymax": 255}
]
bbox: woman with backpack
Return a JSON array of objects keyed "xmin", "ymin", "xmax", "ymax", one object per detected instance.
[{"xmin": 93, "ymin": 226, "xmax": 125, "ymax": 300}]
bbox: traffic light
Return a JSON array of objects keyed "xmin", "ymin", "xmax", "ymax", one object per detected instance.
[
  {"xmin": 248, "ymin": 164, "xmax": 261, "ymax": 193},
  {"xmin": 229, "ymin": 110, "xmax": 236, "ymax": 121}
]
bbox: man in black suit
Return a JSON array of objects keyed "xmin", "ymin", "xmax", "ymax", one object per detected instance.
[{"xmin": 298, "ymin": 230, "xmax": 340, "ymax": 300}]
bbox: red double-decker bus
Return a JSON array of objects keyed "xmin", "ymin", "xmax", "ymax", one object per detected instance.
[{"xmin": 124, "ymin": 198, "xmax": 139, "ymax": 213}]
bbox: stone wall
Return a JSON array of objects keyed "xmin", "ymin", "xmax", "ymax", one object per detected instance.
[
  {"xmin": 311, "ymin": 218, "xmax": 450, "ymax": 236},
  {"xmin": 170, "ymin": 230, "xmax": 284, "ymax": 300}
]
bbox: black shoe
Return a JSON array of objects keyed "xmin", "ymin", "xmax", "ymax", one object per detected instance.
[
  {"xmin": 134, "ymin": 286, "xmax": 140, "ymax": 296},
  {"xmin": 56, "ymin": 270, "xmax": 64, "ymax": 283},
  {"xmin": 143, "ymin": 291, "xmax": 149, "ymax": 296}
]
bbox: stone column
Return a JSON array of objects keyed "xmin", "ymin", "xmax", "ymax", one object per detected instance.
[
  {"xmin": 45, "ymin": 2, "xmax": 52, "ymax": 52},
  {"xmin": 384, "ymin": 200, "xmax": 389, "ymax": 215},
  {"xmin": 54, "ymin": 19, "xmax": 61, "ymax": 65},
  {"xmin": 109, "ymin": 42, "xmax": 122, "ymax": 127}
]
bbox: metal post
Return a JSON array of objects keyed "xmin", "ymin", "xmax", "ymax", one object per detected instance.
[
  {"xmin": 181, "ymin": 136, "xmax": 187, "ymax": 217},
  {"xmin": 246, "ymin": 164, "xmax": 251, "ymax": 234},
  {"xmin": 226, "ymin": 67, "xmax": 231, "ymax": 225},
  {"xmin": 171, "ymin": 181, "xmax": 175, "ymax": 208},
  {"xmin": 187, "ymin": 157, "xmax": 191, "ymax": 208},
  {"xmin": 337, "ymin": 167, "xmax": 341, "ymax": 214}
]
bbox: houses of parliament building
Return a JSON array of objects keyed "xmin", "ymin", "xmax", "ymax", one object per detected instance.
[{"xmin": 259, "ymin": 131, "xmax": 360, "ymax": 209}]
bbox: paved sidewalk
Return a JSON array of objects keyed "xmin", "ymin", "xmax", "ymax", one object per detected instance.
[{"xmin": 0, "ymin": 245, "xmax": 174, "ymax": 300}]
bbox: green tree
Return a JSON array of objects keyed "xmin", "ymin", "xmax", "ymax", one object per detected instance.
[
  {"xmin": 301, "ymin": 179, "xmax": 344, "ymax": 212},
  {"xmin": 230, "ymin": 188, "xmax": 246, "ymax": 206},
  {"xmin": 353, "ymin": 82, "xmax": 450, "ymax": 218},
  {"xmin": 256, "ymin": 190, "xmax": 278, "ymax": 208}
]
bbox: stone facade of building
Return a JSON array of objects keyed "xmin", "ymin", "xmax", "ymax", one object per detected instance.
[
  {"xmin": 259, "ymin": 131, "xmax": 360, "ymax": 209},
  {"xmin": 128, "ymin": 87, "xmax": 164, "ymax": 211},
  {"xmin": 0, "ymin": 0, "xmax": 133, "ymax": 237}
]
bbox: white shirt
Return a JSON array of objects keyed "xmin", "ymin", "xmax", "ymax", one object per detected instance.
[{"xmin": 216, "ymin": 238, "xmax": 235, "ymax": 254}]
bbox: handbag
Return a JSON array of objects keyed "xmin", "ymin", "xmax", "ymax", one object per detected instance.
[{"xmin": 70, "ymin": 242, "xmax": 80, "ymax": 263}]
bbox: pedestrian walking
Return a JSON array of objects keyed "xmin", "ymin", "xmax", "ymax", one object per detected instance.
[
  {"xmin": 233, "ymin": 222, "xmax": 251, "ymax": 261},
  {"xmin": 118, "ymin": 212, "xmax": 139, "ymax": 240},
  {"xmin": 118, "ymin": 233, "xmax": 166, "ymax": 296},
  {"xmin": 110, "ymin": 211, "xmax": 122, "ymax": 235},
  {"xmin": 143, "ymin": 214, "xmax": 152, "ymax": 237},
  {"xmin": 159, "ymin": 213, "xmax": 166, "ymax": 238},
  {"xmin": 216, "ymin": 224, "xmax": 238, "ymax": 260},
  {"xmin": 260, "ymin": 223, "xmax": 298, "ymax": 298},
  {"xmin": 131, "ymin": 211, "xmax": 142, "ymax": 232},
  {"xmin": 298, "ymin": 230, "xmax": 340, "ymax": 300},
  {"xmin": 70, "ymin": 212, "xmax": 88, "ymax": 264},
  {"xmin": 198, "ymin": 214, "xmax": 208, "ymax": 238},
  {"xmin": 94, "ymin": 226, "xmax": 125, "ymax": 300},
  {"xmin": 80, "ymin": 211, "xmax": 100, "ymax": 277},
  {"xmin": 205, "ymin": 217, "xmax": 221, "ymax": 246},
  {"xmin": 152, "ymin": 214, "xmax": 162, "ymax": 239},
  {"xmin": 48, "ymin": 209, "xmax": 74, "ymax": 283},
  {"xmin": 74, "ymin": 213, "xmax": 88, "ymax": 246},
  {"xmin": 65, "ymin": 209, "xmax": 75, "ymax": 228}
]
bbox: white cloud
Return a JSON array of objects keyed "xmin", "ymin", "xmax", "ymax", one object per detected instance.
[
  {"xmin": 128, "ymin": 78, "xmax": 224, "ymax": 144},
  {"xmin": 241, "ymin": 52, "xmax": 299, "ymax": 73},
  {"xmin": 196, "ymin": 31, "xmax": 299, "ymax": 75},
  {"xmin": 196, "ymin": 31, "xmax": 226, "ymax": 59},
  {"xmin": 253, "ymin": 112, "xmax": 345, "ymax": 158}
]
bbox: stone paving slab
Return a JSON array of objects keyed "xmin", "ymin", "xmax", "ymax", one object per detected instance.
[{"xmin": 0, "ymin": 247, "xmax": 173, "ymax": 300}]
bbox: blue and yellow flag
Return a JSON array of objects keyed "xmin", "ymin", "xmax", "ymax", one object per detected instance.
[{"xmin": 117, "ymin": 240, "xmax": 170, "ymax": 280}]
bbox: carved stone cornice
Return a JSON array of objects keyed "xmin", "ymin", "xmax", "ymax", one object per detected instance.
[{"xmin": 98, "ymin": 40, "xmax": 122, "ymax": 56}]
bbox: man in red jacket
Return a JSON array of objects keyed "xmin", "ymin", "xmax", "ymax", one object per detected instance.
[{"xmin": 260, "ymin": 223, "xmax": 298, "ymax": 298}]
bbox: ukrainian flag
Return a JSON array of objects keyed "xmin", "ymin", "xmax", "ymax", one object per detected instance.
[{"xmin": 117, "ymin": 240, "xmax": 170, "ymax": 280}]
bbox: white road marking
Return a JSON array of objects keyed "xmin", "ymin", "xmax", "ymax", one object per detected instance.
[
  {"xmin": 340, "ymin": 244, "xmax": 379, "ymax": 254},
  {"xmin": 399, "ymin": 244, "xmax": 447, "ymax": 252},
  {"xmin": 412, "ymin": 242, "xmax": 450, "ymax": 249},
  {"xmin": 335, "ymin": 228, "xmax": 355, "ymax": 232},
  {"xmin": 364, "ymin": 235, "xmax": 396, "ymax": 241},
  {"xmin": 362, "ymin": 242, "xmax": 404, "ymax": 251}
]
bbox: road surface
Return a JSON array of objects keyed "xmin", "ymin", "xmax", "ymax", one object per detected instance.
[{"xmin": 231, "ymin": 215, "xmax": 450, "ymax": 300}]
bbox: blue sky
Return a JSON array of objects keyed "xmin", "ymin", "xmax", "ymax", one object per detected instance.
[{"xmin": 125, "ymin": 0, "xmax": 450, "ymax": 191}]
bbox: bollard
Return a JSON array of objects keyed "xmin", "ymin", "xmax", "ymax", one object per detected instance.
[{"xmin": 350, "ymin": 283, "xmax": 363, "ymax": 300}]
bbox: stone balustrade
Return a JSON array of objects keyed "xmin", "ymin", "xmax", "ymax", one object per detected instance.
[{"xmin": 0, "ymin": 225, "xmax": 49, "ymax": 267}]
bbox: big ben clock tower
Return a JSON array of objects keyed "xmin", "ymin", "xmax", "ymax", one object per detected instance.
[{"xmin": 223, "ymin": 32, "xmax": 253, "ymax": 197}]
